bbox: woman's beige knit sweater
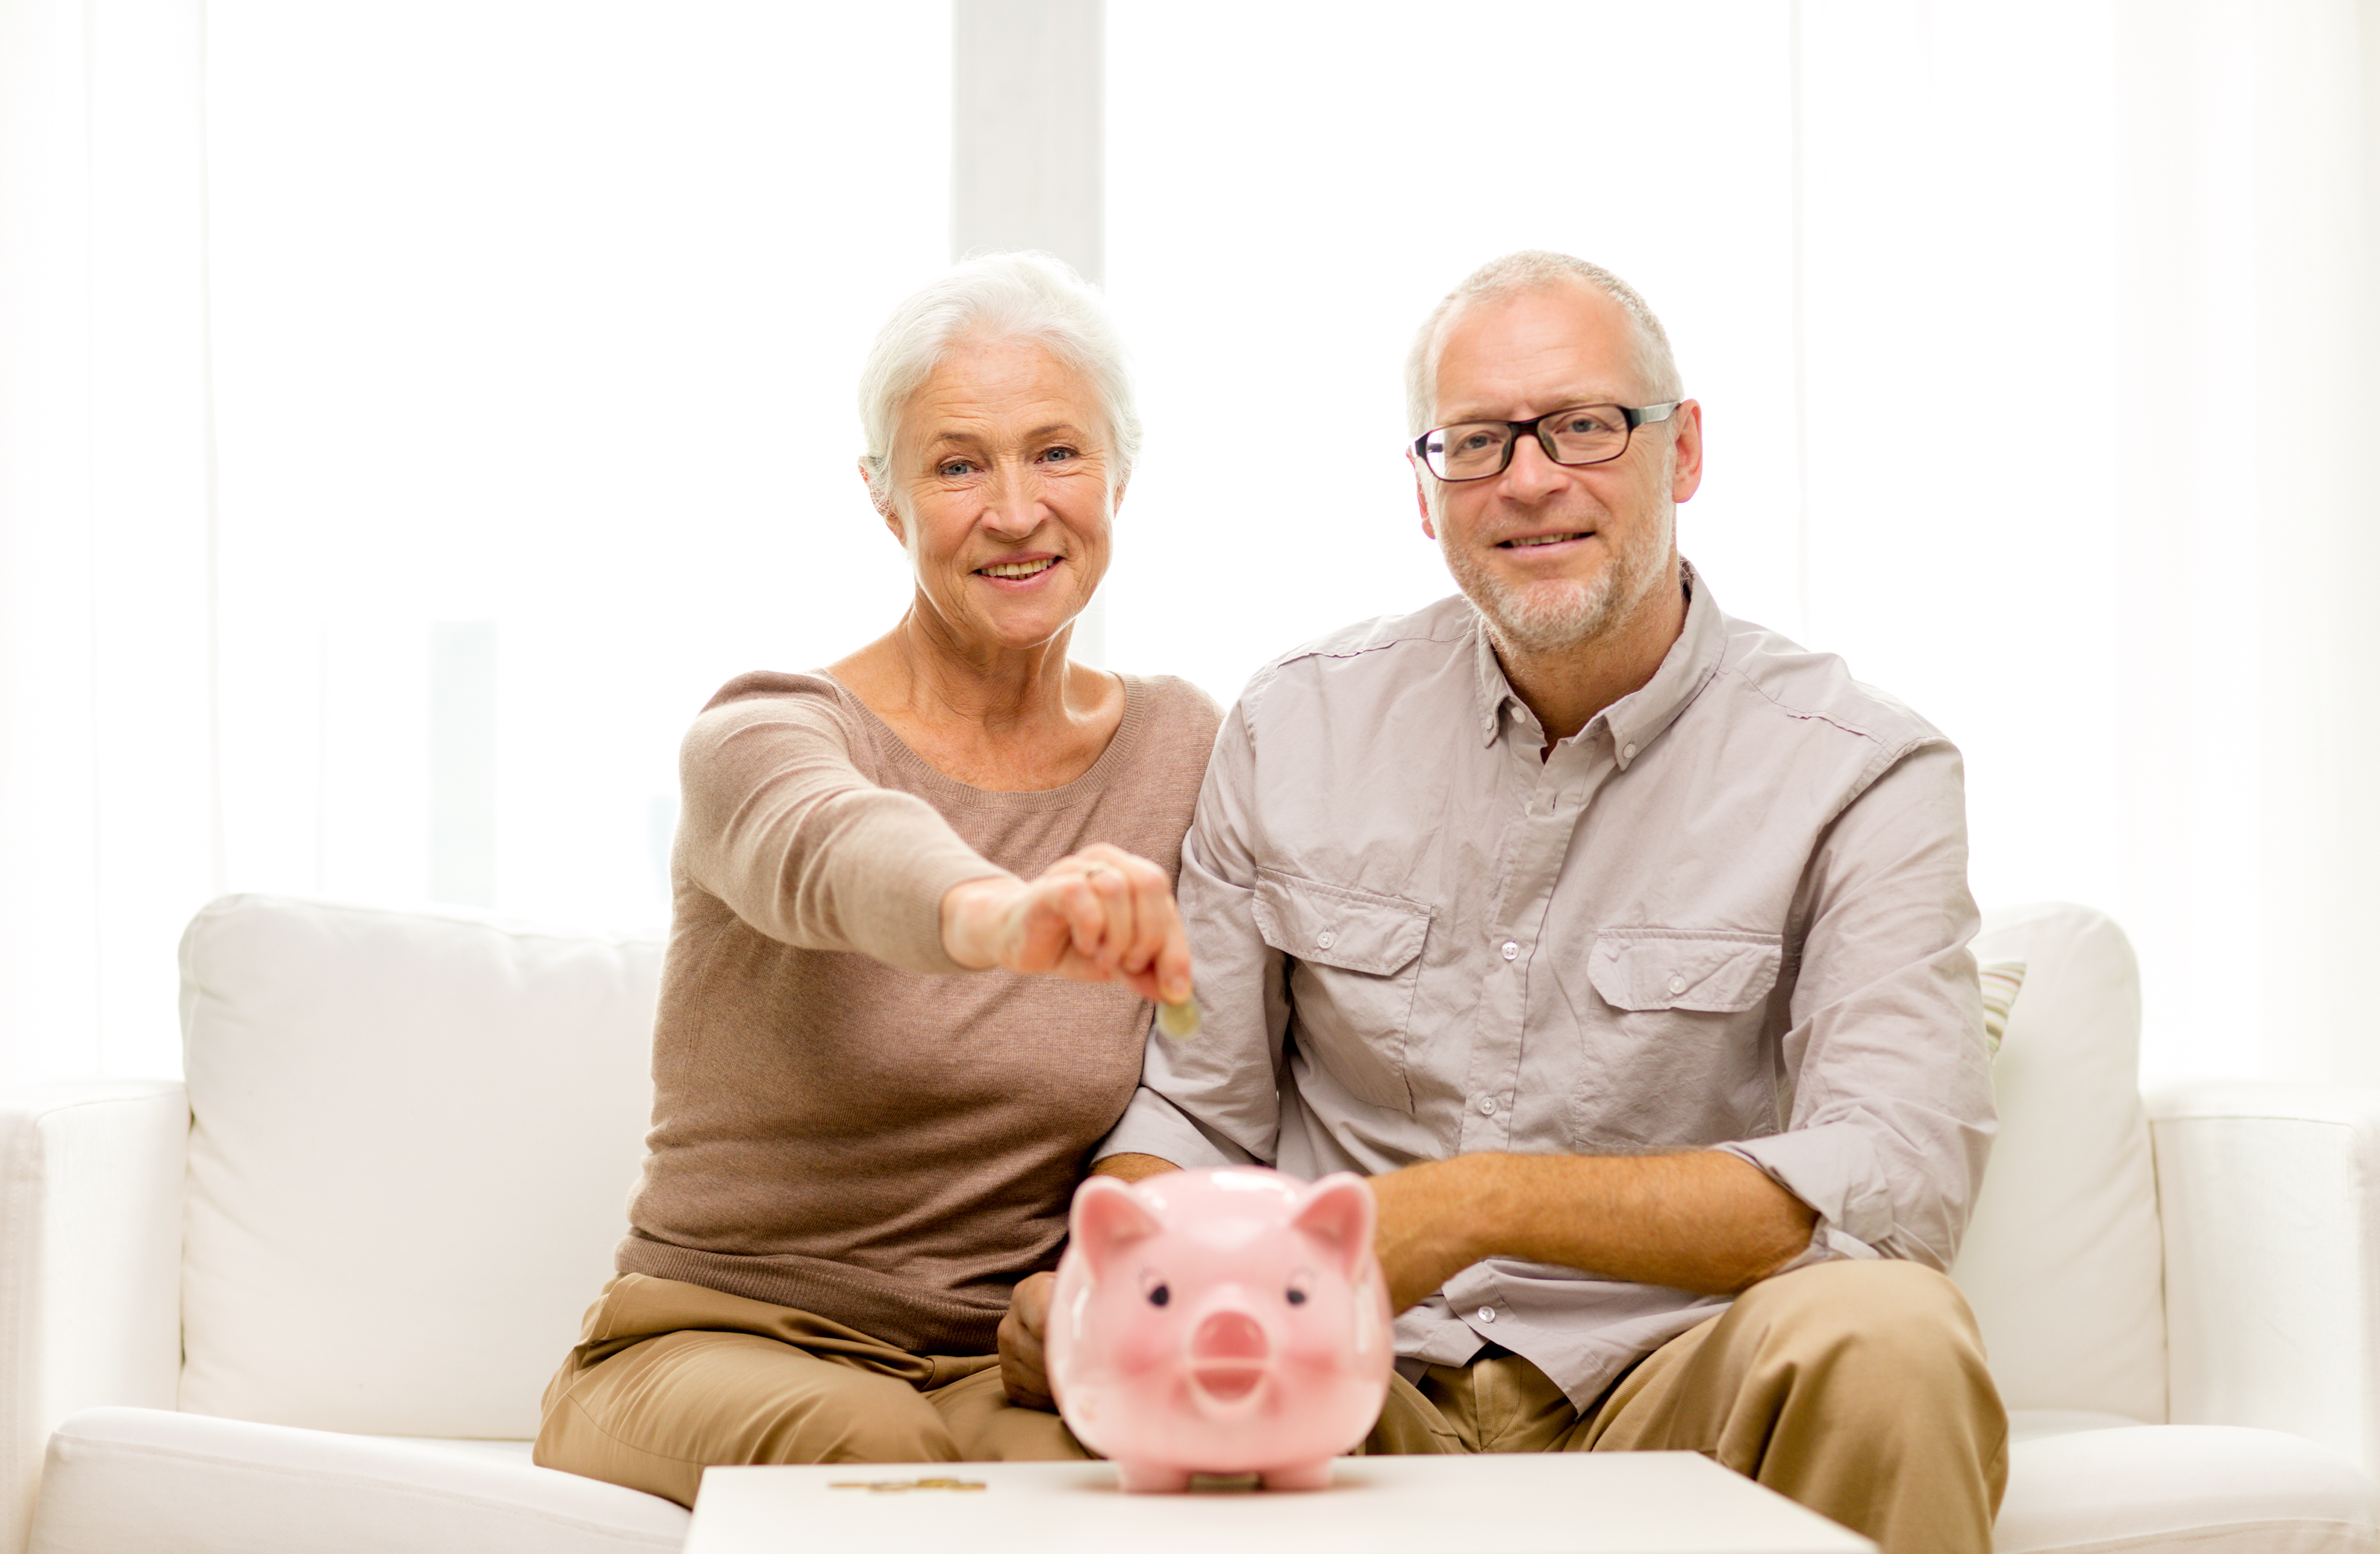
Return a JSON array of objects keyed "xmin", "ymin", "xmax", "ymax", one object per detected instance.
[{"xmin": 615, "ymin": 669, "xmax": 1221, "ymax": 1355}]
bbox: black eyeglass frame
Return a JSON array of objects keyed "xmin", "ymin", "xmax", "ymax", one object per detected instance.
[{"xmin": 1411, "ymin": 401, "xmax": 1684, "ymax": 482}]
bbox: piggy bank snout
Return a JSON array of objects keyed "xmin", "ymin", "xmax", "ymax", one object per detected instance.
[
  {"xmin": 1190, "ymin": 1305, "xmax": 1269, "ymax": 1361},
  {"xmin": 1186, "ymin": 1304, "xmax": 1271, "ymax": 1408}
]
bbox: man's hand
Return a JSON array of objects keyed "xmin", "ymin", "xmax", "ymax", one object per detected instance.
[
  {"xmin": 1086, "ymin": 1151, "xmax": 1179, "ymax": 1185},
  {"xmin": 1365, "ymin": 1151, "xmax": 1820, "ymax": 1314},
  {"xmin": 998, "ymin": 1270, "xmax": 1058, "ymax": 1410},
  {"xmin": 941, "ymin": 844, "xmax": 1192, "ymax": 1006}
]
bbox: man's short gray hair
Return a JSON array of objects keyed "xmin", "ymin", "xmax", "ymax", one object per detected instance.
[
  {"xmin": 858, "ymin": 251, "xmax": 1140, "ymax": 509},
  {"xmin": 1403, "ymin": 251, "xmax": 1684, "ymax": 436}
]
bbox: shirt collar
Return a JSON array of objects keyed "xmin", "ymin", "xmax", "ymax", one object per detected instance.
[
  {"xmin": 1604, "ymin": 559, "xmax": 1724, "ymax": 767},
  {"xmin": 1469, "ymin": 558, "xmax": 1726, "ymax": 764},
  {"xmin": 1472, "ymin": 614, "xmax": 1520, "ymax": 746}
]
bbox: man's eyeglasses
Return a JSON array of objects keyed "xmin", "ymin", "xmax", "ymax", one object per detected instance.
[{"xmin": 1412, "ymin": 402, "xmax": 1681, "ymax": 482}]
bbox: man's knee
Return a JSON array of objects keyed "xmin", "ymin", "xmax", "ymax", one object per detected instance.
[{"xmin": 1730, "ymin": 1259, "xmax": 1996, "ymax": 1420}]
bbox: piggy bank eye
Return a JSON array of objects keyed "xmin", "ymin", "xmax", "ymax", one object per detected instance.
[
  {"xmin": 1286, "ymin": 1288, "xmax": 1308, "ymax": 1305},
  {"xmin": 1138, "ymin": 1269, "xmax": 1171, "ymax": 1308},
  {"xmin": 1147, "ymin": 1283, "xmax": 1170, "ymax": 1308},
  {"xmin": 1285, "ymin": 1272, "xmax": 1311, "ymax": 1306}
]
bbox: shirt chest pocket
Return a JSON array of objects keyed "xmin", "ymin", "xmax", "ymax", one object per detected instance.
[
  {"xmin": 1576, "ymin": 928, "xmax": 1786, "ymax": 1150},
  {"xmin": 1586, "ymin": 930, "xmax": 1785, "ymax": 1013},
  {"xmin": 1252, "ymin": 869, "xmax": 1431, "ymax": 1113}
]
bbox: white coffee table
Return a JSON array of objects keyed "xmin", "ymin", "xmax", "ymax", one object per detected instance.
[{"xmin": 684, "ymin": 1455, "xmax": 1876, "ymax": 1553}]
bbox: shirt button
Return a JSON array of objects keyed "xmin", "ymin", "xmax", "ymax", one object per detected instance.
[
  {"xmin": 1478, "ymin": 1096, "xmax": 1497, "ymax": 1116},
  {"xmin": 1316, "ymin": 930, "xmax": 1336, "ymax": 950},
  {"xmin": 1667, "ymin": 974, "xmax": 1686, "ymax": 995},
  {"xmin": 1477, "ymin": 1307, "xmax": 1497, "ymax": 1324},
  {"xmin": 1500, "ymin": 940, "xmax": 1519, "ymax": 961},
  {"xmin": 1621, "ymin": 742, "xmax": 1638, "ymax": 761}
]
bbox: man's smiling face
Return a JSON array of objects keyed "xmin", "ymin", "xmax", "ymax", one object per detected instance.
[{"xmin": 1412, "ymin": 281, "xmax": 1701, "ymax": 656}]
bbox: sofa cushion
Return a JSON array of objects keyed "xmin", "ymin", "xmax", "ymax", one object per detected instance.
[
  {"xmin": 27, "ymin": 1406, "xmax": 687, "ymax": 1553},
  {"xmin": 1997, "ymin": 1413, "xmax": 2380, "ymax": 1552},
  {"xmin": 179, "ymin": 895, "xmax": 661, "ymax": 1437},
  {"xmin": 1953, "ymin": 904, "xmax": 2166, "ymax": 1423}
]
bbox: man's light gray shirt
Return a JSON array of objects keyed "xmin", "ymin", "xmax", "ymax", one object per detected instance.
[{"xmin": 1101, "ymin": 566, "xmax": 1994, "ymax": 1408}]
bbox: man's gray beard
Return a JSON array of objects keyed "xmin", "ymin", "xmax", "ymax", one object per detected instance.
[{"xmin": 1442, "ymin": 520, "xmax": 1667, "ymax": 656}]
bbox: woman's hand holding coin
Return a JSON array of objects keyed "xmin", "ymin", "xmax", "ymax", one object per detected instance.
[{"xmin": 941, "ymin": 843, "xmax": 1192, "ymax": 1009}]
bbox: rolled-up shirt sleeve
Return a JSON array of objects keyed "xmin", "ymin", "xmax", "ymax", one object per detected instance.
[
  {"xmin": 1100, "ymin": 697, "xmax": 1292, "ymax": 1170},
  {"xmin": 1714, "ymin": 740, "xmax": 1994, "ymax": 1270}
]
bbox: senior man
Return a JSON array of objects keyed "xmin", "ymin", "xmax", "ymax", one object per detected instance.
[{"xmin": 1007, "ymin": 252, "xmax": 2005, "ymax": 1553}]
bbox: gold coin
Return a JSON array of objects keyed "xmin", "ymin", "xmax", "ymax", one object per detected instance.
[{"xmin": 1156, "ymin": 997, "xmax": 1202, "ymax": 1040}]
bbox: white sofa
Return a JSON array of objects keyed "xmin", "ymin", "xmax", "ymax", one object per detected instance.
[{"xmin": 2, "ymin": 894, "xmax": 2376, "ymax": 1553}]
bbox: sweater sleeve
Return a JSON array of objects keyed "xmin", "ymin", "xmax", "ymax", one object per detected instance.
[{"xmin": 676, "ymin": 676, "xmax": 1010, "ymax": 975}]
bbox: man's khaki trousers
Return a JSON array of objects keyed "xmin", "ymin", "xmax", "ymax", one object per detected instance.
[
  {"xmin": 1363, "ymin": 1260, "xmax": 2008, "ymax": 1554},
  {"xmin": 538, "ymin": 1261, "xmax": 2004, "ymax": 1554}
]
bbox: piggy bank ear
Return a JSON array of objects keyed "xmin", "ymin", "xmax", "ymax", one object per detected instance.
[
  {"xmin": 1070, "ymin": 1176, "xmax": 1165, "ymax": 1280},
  {"xmin": 1291, "ymin": 1172, "xmax": 1377, "ymax": 1279}
]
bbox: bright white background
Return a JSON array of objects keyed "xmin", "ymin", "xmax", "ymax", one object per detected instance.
[
  {"xmin": 207, "ymin": 0, "xmax": 949, "ymax": 928},
  {"xmin": 2, "ymin": 0, "xmax": 2374, "ymax": 1088}
]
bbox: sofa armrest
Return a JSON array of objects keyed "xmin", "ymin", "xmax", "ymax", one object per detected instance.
[
  {"xmin": 2148, "ymin": 1080, "xmax": 2380, "ymax": 1479},
  {"xmin": 0, "ymin": 1082, "xmax": 187, "ymax": 1554}
]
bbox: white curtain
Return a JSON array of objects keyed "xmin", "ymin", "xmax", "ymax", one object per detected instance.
[
  {"xmin": 0, "ymin": 0, "xmax": 214, "ymax": 1082},
  {"xmin": 199, "ymin": 1, "xmax": 952, "ymax": 935},
  {"xmin": 1788, "ymin": 0, "xmax": 2380, "ymax": 1085},
  {"xmin": 1, "ymin": 1, "xmax": 2373, "ymax": 1086}
]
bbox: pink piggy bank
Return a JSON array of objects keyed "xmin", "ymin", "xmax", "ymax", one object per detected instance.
[{"xmin": 1047, "ymin": 1166, "xmax": 1393, "ymax": 1492}]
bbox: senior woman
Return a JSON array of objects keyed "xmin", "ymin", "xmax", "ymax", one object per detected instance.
[{"xmin": 534, "ymin": 254, "xmax": 1219, "ymax": 1504}]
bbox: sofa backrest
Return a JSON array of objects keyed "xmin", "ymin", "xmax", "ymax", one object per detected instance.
[
  {"xmin": 175, "ymin": 893, "xmax": 2169, "ymax": 1438},
  {"xmin": 1952, "ymin": 902, "xmax": 2166, "ymax": 1421},
  {"xmin": 178, "ymin": 894, "xmax": 660, "ymax": 1439}
]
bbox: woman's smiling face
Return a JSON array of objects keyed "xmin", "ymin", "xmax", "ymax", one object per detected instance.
[{"xmin": 881, "ymin": 333, "xmax": 1121, "ymax": 658}]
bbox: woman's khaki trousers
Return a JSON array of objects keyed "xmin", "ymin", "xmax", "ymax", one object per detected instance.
[{"xmin": 534, "ymin": 1273, "xmax": 1089, "ymax": 1507}]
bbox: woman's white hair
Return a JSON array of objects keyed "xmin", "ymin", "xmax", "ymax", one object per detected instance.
[
  {"xmin": 857, "ymin": 251, "xmax": 1140, "ymax": 510},
  {"xmin": 1404, "ymin": 251, "xmax": 1684, "ymax": 436}
]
